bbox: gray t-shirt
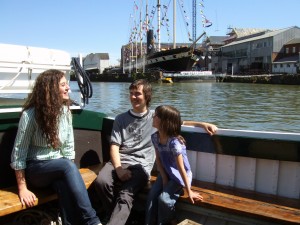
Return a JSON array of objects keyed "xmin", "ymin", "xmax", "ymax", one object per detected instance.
[{"xmin": 111, "ymin": 109, "xmax": 156, "ymax": 177}]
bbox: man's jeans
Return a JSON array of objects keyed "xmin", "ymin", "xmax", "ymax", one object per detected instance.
[{"xmin": 94, "ymin": 161, "xmax": 148, "ymax": 225}]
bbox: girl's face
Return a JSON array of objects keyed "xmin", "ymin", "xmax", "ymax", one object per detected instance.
[
  {"xmin": 59, "ymin": 76, "xmax": 70, "ymax": 100},
  {"xmin": 152, "ymin": 112, "xmax": 160, "ymax": 129}
]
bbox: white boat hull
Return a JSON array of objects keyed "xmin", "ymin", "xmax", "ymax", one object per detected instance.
[{"xmin": 0, "ymin": 44, "xmax": 71, "ymax": 93}]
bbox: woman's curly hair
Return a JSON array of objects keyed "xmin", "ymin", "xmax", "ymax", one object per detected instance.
[{"xmin": 23, "ymin": 69, "xmax": 70, "ymax": 148}]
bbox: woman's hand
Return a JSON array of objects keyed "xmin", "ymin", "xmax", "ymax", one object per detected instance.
[
  {"xmin": 15, "ymin": 170, "xmax": 37, "ymax": 207},
  {"xmin": 19, "ymin": 188, "xmax": 37, "ymax": 207}
]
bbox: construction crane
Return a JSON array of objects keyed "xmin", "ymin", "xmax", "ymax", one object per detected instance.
[{"xmin": 192, "ymin": 0, "xmax": 196, "ymax": 41}]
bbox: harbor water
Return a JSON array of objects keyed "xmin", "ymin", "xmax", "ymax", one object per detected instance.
[{"xmin": 72, "ymin": 81, "xmax": 300, "ymax": 133}]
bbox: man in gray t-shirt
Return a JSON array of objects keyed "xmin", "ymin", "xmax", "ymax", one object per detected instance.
[
  {"xmin": 94, "ymin": 79, "xmax": 218, "ymax": 225},
  {"xmin": 110, "ymin": 109, "xmax": 156, "ymax": 177},
  {"xmin": 94, "ymin": 79, "xmax": 155, "ymax": 225}
]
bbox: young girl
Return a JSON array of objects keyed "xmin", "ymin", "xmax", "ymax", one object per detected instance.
[{"xmin": 145, "ymin": 105, "xmax": 203, "ymax": 225}]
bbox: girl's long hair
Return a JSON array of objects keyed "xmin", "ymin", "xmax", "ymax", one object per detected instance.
[
  {"xmin": 23, "ymin": 69, "xmax": 69, "ymax": 148},
  {"xmin": 155, "ymin": 105, "xmax": 185, "ymax": 143}
]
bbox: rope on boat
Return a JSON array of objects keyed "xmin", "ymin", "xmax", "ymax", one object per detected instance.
[
  {"xmin": 71, "ymin": 57, "xmax": 93, "ymax": 107},
  {"xmin": 0, "ymin": 61, "xmax": 30, "ymax": 90}
]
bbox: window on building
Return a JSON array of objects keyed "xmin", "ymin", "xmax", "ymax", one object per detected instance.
[
  {"xmin": 254, "ymin": 57, "xmax": 263, "ymax": 62},
  {"xmin": 256, "ymin": 43, "xmax": 262, "ymax": 48},
  {"xmin": 280, "ymin": 64, "xmax": 283, "ymax": 68},
  {"xmin": 285, "ymin": 48, "xmax": 289, "ymax": 54},
  {"xmin": 287, "ymin": 64, "xmax": 290, "ymax": 67},
  {"xmin": 274, "ymin": 64, "xmax": 277, "ymax": 68},
  {"xmin": 292, "ymin": 47, "xmax": 296, "ymax": 53}
]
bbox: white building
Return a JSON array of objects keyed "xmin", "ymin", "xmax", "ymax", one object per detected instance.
[
  {"xmin": 272, "ymin": 55, "xmax": 299, "ymax": 74},
  {"xmin": 272, "ymin": 38, "xmax": 300, "ymax": 74},
  {"xmin": 220, "ymin": 26, "xmax": 300, "ymax": 74},
  {"xmin": 83, "ymin": 53, "xmax": 109, "ymax": 74}
]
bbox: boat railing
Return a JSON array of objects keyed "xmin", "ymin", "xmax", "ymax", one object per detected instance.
[
  {"xmin": 182, "ymin": 125, "xmax": 300, "ymax": 142},
  {"xmin": 182, "ymin": 125, "xmax": 300, "ymax": 199}
]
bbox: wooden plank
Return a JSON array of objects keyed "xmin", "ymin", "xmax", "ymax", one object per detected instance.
[
  {"xmin": 235, "ymin": 156, "xmax": 256, "ymax": 190},
  {"xmin": 0, "ymin": 163, "xmax": 103, "ymax": 217},
  {"xmin": 278, "ymin": 161, "xmax": 300, "ymax": 199},
  {"xmin": 255, "ymin": 159, "xmax": 279, "ymax": 195},
  {"xmin": 196, "ymin": 152, "xmax": 216, "ymax": 182},
  {"xmin": 178, "ymin": 219, "xmax": 202, "ymax": 225},
  {"xmin": 186, "ymin": 180, "xmax": 300, "ymax": 224},
  {"xmin": 216, "ymin": 154, "xmax": 235, "ymax": 186},
  {"xmin": 0, "ymin": 186, "xmax": 57, "ymax": 217},
  {"xmin": 147, "ymin": 176, "xmax": 300, "ymax": 224}
]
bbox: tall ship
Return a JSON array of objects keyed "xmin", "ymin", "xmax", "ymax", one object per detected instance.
[{"xmin": 122, "ymin": 0, "xmax": 211, "ymax": 73}]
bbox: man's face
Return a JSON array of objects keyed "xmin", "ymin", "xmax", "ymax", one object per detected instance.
[{"xmin": 129, "ymin": 85, "xmax": 147, "ymax": 113}]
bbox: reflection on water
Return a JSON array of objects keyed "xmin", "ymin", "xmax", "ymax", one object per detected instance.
[{"xmin": 70, "ymin": 82, "xmax": 300, "ymax": 133}]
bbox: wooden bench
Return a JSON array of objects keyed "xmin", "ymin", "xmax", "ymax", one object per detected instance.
[
  {"xmin": 0, "ymin": 164, "xmax": 103, "ymax": 217},
  {"xmin": 145, "ymin": 175, "xmax": 300, "ymax": 224}
]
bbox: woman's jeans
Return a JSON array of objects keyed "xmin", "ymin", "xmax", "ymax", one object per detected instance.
[
  {"xmin": 26, "ymin": 158, "xmax": 100, "ymax": 225},
  {"xmin": 145, "ymin": 175, "xmax": 183, "ymax": 225}
]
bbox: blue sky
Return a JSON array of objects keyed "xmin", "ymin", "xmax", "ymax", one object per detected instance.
[{"xmin": 1, "ymin": 0, "xmax": 299, "ymax": 66}]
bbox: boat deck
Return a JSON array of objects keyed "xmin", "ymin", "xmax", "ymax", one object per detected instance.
[{"xmin": 0, "ymin": 98, "xmax": 26, "ymax": 108}]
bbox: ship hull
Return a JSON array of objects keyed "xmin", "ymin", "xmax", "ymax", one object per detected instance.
[{"xmin": 123, "ymin": 47, "xmax": 202, "ymax": 73}]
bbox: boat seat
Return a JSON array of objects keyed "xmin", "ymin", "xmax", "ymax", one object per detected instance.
[
  {"xmin": 0, "ymin": 163, "xmax": 103, "ymax": 217},
  {"xmin": 142, "ymin": 175, "xmax": 300, "ymax": 224}
]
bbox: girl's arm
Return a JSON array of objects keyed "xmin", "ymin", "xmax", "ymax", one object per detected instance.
[
  {"xmin": 182, "ymin": 121, "xmax": 218, "ymax": 136},
  {"xmin": 175, "ymin": 154, "xmax": 203, "ymax": 204},
  {"xmin": 15, "ymin": 170, "xmax": 36, "ymax": 207},
  {"xmin": 155, "ymin": 149, "xmax": 168, "ymax": 185}
]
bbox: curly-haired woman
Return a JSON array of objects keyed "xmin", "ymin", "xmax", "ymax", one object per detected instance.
[{"xmin": 11, "ymin": 69, "xmax": 102, "ymax": 225}]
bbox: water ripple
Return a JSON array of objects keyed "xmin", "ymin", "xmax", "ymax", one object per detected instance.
[{"xmin": 70, "ymin": 82, "xmax": 300, "ymax": 133}]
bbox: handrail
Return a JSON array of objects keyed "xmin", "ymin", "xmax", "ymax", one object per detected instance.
[{"xmin": 182, "ymin": 125, "xmax": 300, "ymax": 142}]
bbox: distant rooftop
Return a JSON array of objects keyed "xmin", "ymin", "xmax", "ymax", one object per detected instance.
[
  {"xmin": 226, "ymin": 28, "xmax": 272, "ymax": 38},
  {"xmin": 205, "ymin": 36, "xmax": 228, "ymax": 45},
  {"xmin": 285, "ymin": 38, "xmax": 300, "ymax": 45}
]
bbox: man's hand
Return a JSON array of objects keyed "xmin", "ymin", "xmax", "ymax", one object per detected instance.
[{"xmin": 116, "ymin": 167, "xmax": 132, "ymax": 181}]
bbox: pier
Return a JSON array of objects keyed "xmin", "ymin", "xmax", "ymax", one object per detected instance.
[{"xmin": 162, "ymin": 71, "xmax": 216, "ymax": 82}]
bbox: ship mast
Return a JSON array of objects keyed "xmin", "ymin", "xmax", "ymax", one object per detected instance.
[
  {"xmin": 158, "ymin": 0, "xmax": 176, "ymax": 50},
  {"xmin": 140, "ymin": 0, "xmax": 142, "ymax": 59},
  {"xmin": 157, "ymin": 0, "xmax": 161, "ymax": 51},
  {"xmin": 173, "ymin": 0, "xmax": 176, "ymax": 48}
]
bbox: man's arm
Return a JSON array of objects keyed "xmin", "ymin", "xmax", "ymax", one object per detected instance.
[
  {"xmin": 110, "ymin": 144, "xmax": 132, "ymax": 181},
  {"xmin": 110, "ymin": 144, "xmax": 121, "ymax": 169}
]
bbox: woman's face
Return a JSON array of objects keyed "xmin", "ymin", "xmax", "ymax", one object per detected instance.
[{"xmin": 59, "ymin": 76, "xmax": 70, "ymax": 100}]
